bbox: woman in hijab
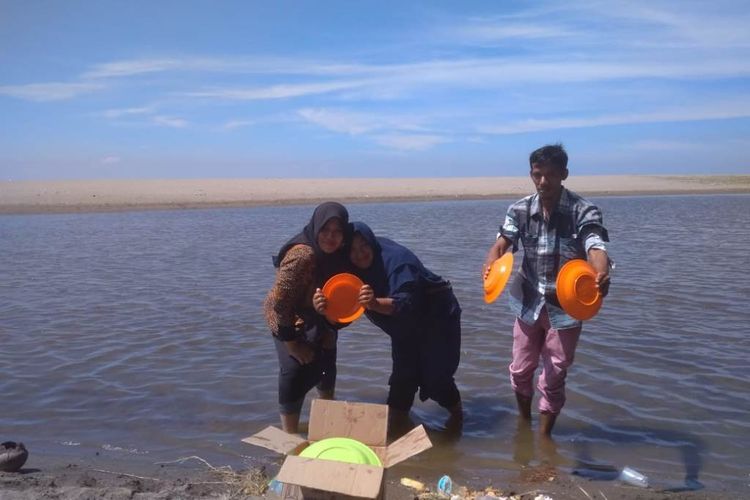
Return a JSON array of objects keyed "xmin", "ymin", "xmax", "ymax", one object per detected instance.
[
  {"xmin": 265, "ymin": 202, "xmax": 351, "ymax": 433},
  {"xmin": 316, "ymin": 221, "xmax": 462, "ymax": 426}
]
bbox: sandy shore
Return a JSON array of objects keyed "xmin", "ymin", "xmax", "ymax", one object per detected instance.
[
  {"xmin": 0, "ymin": 453, "xmax": 726, "ymax": 499},
  {"xmin": 1, "ymin": 175, "xmax": 748, "ymax": 214}
]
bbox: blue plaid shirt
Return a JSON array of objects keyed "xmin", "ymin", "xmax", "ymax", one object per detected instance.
[{"xmin": 499, "ymin": 188, "xmax": 609, "ymax": 329}]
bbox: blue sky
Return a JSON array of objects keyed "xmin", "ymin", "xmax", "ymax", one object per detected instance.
[{"xmin": 1, "ymin": 0, "xmax": 749, "ymax": 180}]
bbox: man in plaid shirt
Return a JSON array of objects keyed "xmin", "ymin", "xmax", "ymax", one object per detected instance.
[{"xmin": 483, "ymin": 144, "xmax": 611, "ymax": 437}]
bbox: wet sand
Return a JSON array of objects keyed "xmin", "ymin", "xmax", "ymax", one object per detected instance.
[
  {"xmin": 1, "ymin": 175, "xmax": 749, "ymax": 214},
  {"xmin": 0, "ymin": 452, "xmax": 727, "ymax": 499}
]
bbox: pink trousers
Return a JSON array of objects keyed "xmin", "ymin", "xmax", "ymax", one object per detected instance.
[{"xmin": 509, "ymin": 307, "xmax": 582, "ymax": 414}]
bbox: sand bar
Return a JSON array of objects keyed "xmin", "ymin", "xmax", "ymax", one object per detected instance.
[{"xmin": 1, "ymin": 174, "xmax": 748, "ymax": 214}]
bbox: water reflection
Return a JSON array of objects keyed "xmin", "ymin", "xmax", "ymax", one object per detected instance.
[
  {"xmin": 570, "ymin": 424, "xmax": 706, "ymax": 492},
  {"xmin": 1, "ymin": 196, "xmax": 748, "ymax": 495}
]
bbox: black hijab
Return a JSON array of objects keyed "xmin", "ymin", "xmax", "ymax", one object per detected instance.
[
  {"xmin": 350, "ymin": 221, "xmax": 444, "ymax": 297},
  {"xmin": 273, "ymin": 202, "xmax": 351, "ymax": 286}
]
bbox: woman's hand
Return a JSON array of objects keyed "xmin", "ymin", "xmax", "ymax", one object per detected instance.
[
  {"xmin": 358, "ymin": 284, "xmax": 396, "ymax": 315},
  {"xmin": 358, "ymin": 284, "xmax": 376, "ymax": 309},
  {"xmin": 285, "ymin": 340, "xmax": 315, "ymax": 365},
  {"xmin": 313, "ymin": 288, "xmax": 328, "ymax": 314}
]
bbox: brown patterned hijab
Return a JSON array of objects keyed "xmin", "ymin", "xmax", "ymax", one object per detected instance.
[{"xmin": 273, "ymin": 201, "xmax": 352, "ymax": 286}]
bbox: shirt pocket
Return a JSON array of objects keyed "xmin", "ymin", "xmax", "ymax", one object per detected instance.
[
  {"xmin": 559, "ymin": 236, "xmax": 584, "ymax": 259},
  {"xmin": 521, "ymin": 234, "xmax": 539, "ymax": 253}
]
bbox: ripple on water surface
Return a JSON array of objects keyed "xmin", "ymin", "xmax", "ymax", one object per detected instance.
[{"xmin": 1, "ymin": 196, "xmax": 749, "ymax": 493}]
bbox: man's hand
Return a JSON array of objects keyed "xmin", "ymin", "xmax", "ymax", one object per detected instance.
[
  {"xmin": 484, "ymin": 237, "xmax": 510, "ymax": 280},
  {"xmin": 483, "ymin": 259, "xmax": 496, "ymax": 280},
  {"xmin": 313, "ymin": 288, "xmax": 327, "ymax": 314},
  {"xmin": 595, "ymin": 272, "xmax": 610, "ymax": 298},
  {"xmin": 285, "ymin": 340, "xmax": 315, "ymax": 365},
  {"xmin": 587, "ymin": 248, "xmax": 611, "ymax": 298}
]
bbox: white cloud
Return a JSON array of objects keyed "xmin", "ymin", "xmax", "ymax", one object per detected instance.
[
  {"xmin": 222, "ymin": 119, "xmax": 255, "ymax": 130},
  {"xmin": 184, "ymin": 80, "xmax": 367, "ymax": 100},
  {"xmin": 101, "ymin": 106, "xmax": 154, "ymax": 119},
  {"xmin": 448, "ymin": 1, "xmax": 750, "ymax": 51},
  {"xmin": 298, "ymin": 108, "xmax": 378, "ymax": 135},
  {"xmin": 81, "ymin": 48, "xmax": 750, "ymax": 107},
  {"xmin": 446, "ymin": 21, "xmax": 575, "ymax": 44},
  {"xmin": 84, "ymin": 59, "xmax": 185, "ymax": 79},
  {"xmin": 399, "ymin": 58, "xmax": 750, "ymax": 86},
  {"xmin": 373, "ymin": 134, "xmax": 447, "ymax": 151},
  {"xmin": 29, "ymin": 24, "xmax": 746, "ymax": 107},
  {"xmin": 191, "ymin": 57, "xmax": 748, "ymax": 102},
  {"xmin": 101, "ymin": 156, "xmax": 122, "ymax": 164},
  {"xmin": 478, "ymin": 100, "xmax": 750, "ymax": 134},
  {"xmin": 83, "ymin": 56, "xmax": 385, "ymax": 79},
  {"xmin": 297, "ymin": 108, "xmax": 446, "ymax": 150},
  {"xmin": 589, "ymin": 1, "xmax": 750, "ymax": 49},
  {"xmin": 152, "ymin": 115, "xmax": 188, "ymax": 128},
  {"xmin": 628, "ymin": 140, "xmax": 705, "ymax": 151},
  {"xmin": 298, "ymin": 107, "xmax": 430, "ymax": 135},
  {"xmin": 0, "ymin": 82, "xmax": 103, "ymax": 101}
]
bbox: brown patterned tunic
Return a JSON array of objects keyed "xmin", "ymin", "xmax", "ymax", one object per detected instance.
[{"xmin": 264, "ymin": 244, "xmax": 316, "ymax": 338}]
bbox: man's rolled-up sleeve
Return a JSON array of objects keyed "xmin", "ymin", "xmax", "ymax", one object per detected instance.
[
  {"xmin": 499, "ymin": 208, "xmax": 521, "ymax": 251},
  {"xmin": 577, "ymin": 204, "xmax": 611, "ymax": 257}
]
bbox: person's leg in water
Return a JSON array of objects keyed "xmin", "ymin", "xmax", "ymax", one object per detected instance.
[
  {"xmin": 315, "ymin": 326, "xmax": 338, "ymax": 399},
  {"xmin": 512, "ymin": 416, "xmax": 535, "ymax": 465},
  {"xmin": 536, "ymin": 307, "xmax": 581, "ymax": 437},
  {"xmin": 539, "ymin": 412, "xmax": 558, "ymax": 436},
  {"xmin": 442, "ymin": 306, "xmax": 463, "ymax": 426},
  {"xmin": 387, "ymin": 334, "xmax": 419, "ymax": 436},
  {"xmin": 419, "ymin": 304, "xmax": 463, "ymax": 430},
  {"xmin": 509, "ymin": 316, "xmax": 544, "ymax": 423},
  {"xmin": 274, "ymin": 335, "xmax": 323, "ymax": 434},
  {"xmin": 516, "ymin": 392, "xmax": 533, "ymax": 422},
  {"xmin": 316, "ymin": 347, "xmax": 337, "ymax": 400},
  {"xmin": 280, "ymin": 409, "xmax": 302, "ymax": 434},
  {"xmin": 423, "ymin": 374, "xmax": 462, "ymax": 431}
]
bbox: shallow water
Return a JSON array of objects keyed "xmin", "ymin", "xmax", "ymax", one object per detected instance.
[{"xmin": 1, "ymin": 195, "xmax": 749, "ymax": 495}]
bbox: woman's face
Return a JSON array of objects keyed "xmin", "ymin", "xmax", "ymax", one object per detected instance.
[
  {"xmin": 317, "ymin": 218, "xmax": 345, "ymax": 254},
  {"xmin": 350, "ymin": 233, "xmax": 374, "ymax": 269}
]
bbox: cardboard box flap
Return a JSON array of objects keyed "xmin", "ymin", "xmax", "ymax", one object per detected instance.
[
  {"xmin": 242, "ymin": 425, "xmax": 307, "ymax": 455},
  {"xmin": 277, "ymin": 455, "xmax": 384, "ymax": 498},
  {"xmin": 308, "ymin": 399, "xmax": 388, "ymax": 446},
  {"xmin": 385, "ymin": 424, "xmax": 432, "ymax": 468}
]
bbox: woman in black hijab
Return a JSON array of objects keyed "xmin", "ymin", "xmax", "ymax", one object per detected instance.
[
  {"xmin": 316, "ymin": 221, "xmax": 462, "ymax": 427},
  {"xmin": 264, "ymin": 202, "xmax": 351, "ymax": 433}
]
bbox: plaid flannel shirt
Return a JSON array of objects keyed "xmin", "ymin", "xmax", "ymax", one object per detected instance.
[{"xmin": 499, "ymin": 187, "xmax": 609, "ymax": 329}]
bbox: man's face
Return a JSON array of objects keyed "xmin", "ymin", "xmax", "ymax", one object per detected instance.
[{"xmin": 530, "ymin": 161, "xmax": 566, "ymax": 204}]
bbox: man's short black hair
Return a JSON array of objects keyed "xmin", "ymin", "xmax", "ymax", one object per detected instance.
[{"xmin": 529, "ymin": 144, "xmax": 568, "ymax": 172}]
